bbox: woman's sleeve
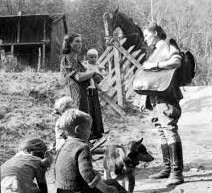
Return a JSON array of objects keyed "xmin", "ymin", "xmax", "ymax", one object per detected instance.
[
  {"xmin": 78, "ymin": 145, "xmax": 101, "ymax": 187},
  {"xmin": 60, "ymin": 56, "xmax": 78, "ymax": 82}
]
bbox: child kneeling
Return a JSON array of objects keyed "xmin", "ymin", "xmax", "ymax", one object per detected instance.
[
  {"xmin": 55, "ymin": 109, "xmax": 127, "ymax": 193},
  {"xmin": 1, "ymin": 138, "xmax": 49, "ymax": 193}
]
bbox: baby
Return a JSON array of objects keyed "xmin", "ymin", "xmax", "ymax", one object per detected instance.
[
  {"xmin": 1, "ymin": 138, "xmax": 50, "ymax": 193},
  {"xmin": 55, "ymin": 109, "xmax": 126, "ymax": 193},
  {"xmin": 84, "ymin": 48, "xmax": 104, "ymax": 90},
  {"xmin": 52, "ymin": 96, "xmax": 75, "ymax": 151}
]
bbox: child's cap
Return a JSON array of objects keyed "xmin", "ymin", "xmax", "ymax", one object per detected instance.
[
  {"xmin": 18, "ymin": 138, "xmax": 47, "ymax": 153},
  {"xmin": 87, "ymin": 48, "xmax": 98, "ymax": 56},
  {"xmin": 53, "ymin": 96, "xmax": 75, "ymax": 115},
  {"xmin": 59, "ymin": 109, "xmax": 92, "ymax": 134}
]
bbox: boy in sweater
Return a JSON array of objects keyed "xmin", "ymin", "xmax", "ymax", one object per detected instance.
[{"xmin": 55, "ymin": 109, "xmax": 126, "ymax": 193}]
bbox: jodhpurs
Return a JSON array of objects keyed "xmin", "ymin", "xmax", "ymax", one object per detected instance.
[{"xmin": 151, "ymin": 101, "xmax": 182, "ymax": 145}]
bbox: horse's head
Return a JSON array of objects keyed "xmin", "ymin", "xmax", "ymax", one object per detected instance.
[
  {"xmin": 111, "ymin": 7, "xmax": 121, "ymax": 32},
  {"xmin": 111, "ymin": 8, "xmax": 139, "ymax": 35},
  {"xmin": 104, "ymin": 8, "xmax": 147, "ymax": 52}
]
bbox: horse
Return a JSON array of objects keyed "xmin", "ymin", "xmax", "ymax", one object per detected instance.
[{"xmin": 108, "ymin": 8, "xmax": 146, "ymax": 52}]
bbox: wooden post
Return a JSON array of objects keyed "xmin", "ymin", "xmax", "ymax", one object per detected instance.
[
  {"xmin": 42, "ymin": 18, "xmax": 46, "ymax": 69},
  {"xmin": 37, "ymin": 47, "xmax": 41, "ymax": 72},
  {"xmin": 114, "ymin": 45, "xmax": 124, "ymax": 107},
  {"xmin": 11, "ymin": 44, "xmax": 14, "ymax": 55},
  {"xmin": 42, "ymin": 44, "xmax": 46, "ymax": 69},
  {"xmin": 103, "ymin": 13, "xmax": 110, "ymax": 46},
  {"xmin": 17, "ymin": 18, "xmax": 20, "ymax": 43},
  {"xmin": 107, "ymin": 48, "xmax": 114, "ymax": 79},
  {"xmin": 108, "ymin": 53, "xmax": 113, "ymax": 79},
  {"xmin": 151, "ymin": 0, "xmax": 154, "ymax": 22}
]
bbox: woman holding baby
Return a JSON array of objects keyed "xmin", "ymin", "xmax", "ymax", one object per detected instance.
[{"xmin": 60, "ymin": 33, "xmax": 104, "ymax": 141}]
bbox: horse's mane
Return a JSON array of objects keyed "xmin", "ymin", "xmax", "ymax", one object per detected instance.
[
  {"xmin": 136, "ymin": 24, "xmax": 144, "ymax": 39},
  {"xmin": 118, "ymin": 12, "xmax": 134, "ymax": 26},
  {"xmin": 118, "ymin": 12, "xmax": 143, "ymax": 35}
]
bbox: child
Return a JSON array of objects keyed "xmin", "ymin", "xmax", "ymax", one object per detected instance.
[
  {"xmin": 1, "ymin": 138, "xmax": 49, "ymax": 193},
  {"xmin": 52, "ymin": 96, "xmax": 75, "ymax": 151},
  {"xmin": 55, "ymin": 109, "xmax": 126, "ymax": 193},
  {"xmin": 84, "ymin": 49, "xmax": 104, "ymax": 90}
]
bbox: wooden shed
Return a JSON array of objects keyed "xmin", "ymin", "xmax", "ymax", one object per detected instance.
[{"xmin": 0, "ymin": 13, "xmax": 68, "ymax": 71}]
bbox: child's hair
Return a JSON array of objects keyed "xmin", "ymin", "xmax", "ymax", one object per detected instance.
[
  {"xmin": 18, "ymin": 138, "xmax": 47, "ymax": 159},
  {"xmin": 87, "ymin": 48, "xmax": 98, "ymax": 57},
  {"xmin": 53, "ymin": 96, "xmax": 75, "ymax": 115},
  {"xmin": 59, "ymin": 109, "xmax": 92, "ymax": 135}
]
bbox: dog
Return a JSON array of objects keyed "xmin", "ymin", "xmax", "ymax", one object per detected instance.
[{"xmin": 103, "ymin": 138, "xmax": 154, "ymax": 193}]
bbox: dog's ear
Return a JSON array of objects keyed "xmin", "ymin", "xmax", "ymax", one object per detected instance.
[
  {"xmin": 114, "ymin": 6, "xmax": 119, "ymax": 15},
  {"xmin": 136, "ymin": 138, "xmax": 143, "ymax": 144}
]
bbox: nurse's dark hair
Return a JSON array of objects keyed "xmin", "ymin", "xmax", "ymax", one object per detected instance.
[{"xmin": 144, "ymin": 23, "xmax": 167, "ymax": 40}]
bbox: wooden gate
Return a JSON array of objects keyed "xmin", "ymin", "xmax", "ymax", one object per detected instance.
[{"xmin": 97, "ymin": 39, "xmax": 145, "ymax": 117}]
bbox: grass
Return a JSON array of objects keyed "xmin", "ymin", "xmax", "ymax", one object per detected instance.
[
  {"xmin": 0, "ymin": 71, "xmax": 65, "ymax": 163},
  {"xmin": 0, "ymin": 71, "xmax": 122, "ymax": 164}
]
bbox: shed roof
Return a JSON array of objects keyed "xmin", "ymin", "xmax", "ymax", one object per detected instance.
[
  {"xmin": 0, "ymin": 13, "xmax": 66, "ymax": 24},
  {"xmin": 0, "ymin": 13, "xmax": 68, "ymax": 35}
]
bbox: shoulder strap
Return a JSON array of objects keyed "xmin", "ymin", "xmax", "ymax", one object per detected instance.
[{"xmin": 169, "ymin": 38, "xmax": 181, "ymax": 51}]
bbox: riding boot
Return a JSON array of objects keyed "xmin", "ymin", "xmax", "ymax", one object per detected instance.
[
  {"xmin": 166, "ymin": 142, "xmax": 184, "ymax": 187},
  {"xmin": 149, "ymin": 144, "xmax": 171, "ymax": 179}
]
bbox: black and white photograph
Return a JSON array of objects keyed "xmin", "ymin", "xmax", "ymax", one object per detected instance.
[{"xmin": 0, "ymin": 0, "xmax": 212, "ymax": 192}]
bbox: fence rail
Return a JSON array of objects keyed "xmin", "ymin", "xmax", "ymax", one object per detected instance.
[{"xmin": 97, "ymin": 40, "xmax": 145, "ymax": 116}]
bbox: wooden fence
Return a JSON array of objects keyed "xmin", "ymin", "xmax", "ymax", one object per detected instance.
[{"xmin": 97, "ymin": 40, "xmax": 146, "ymax": 117}]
